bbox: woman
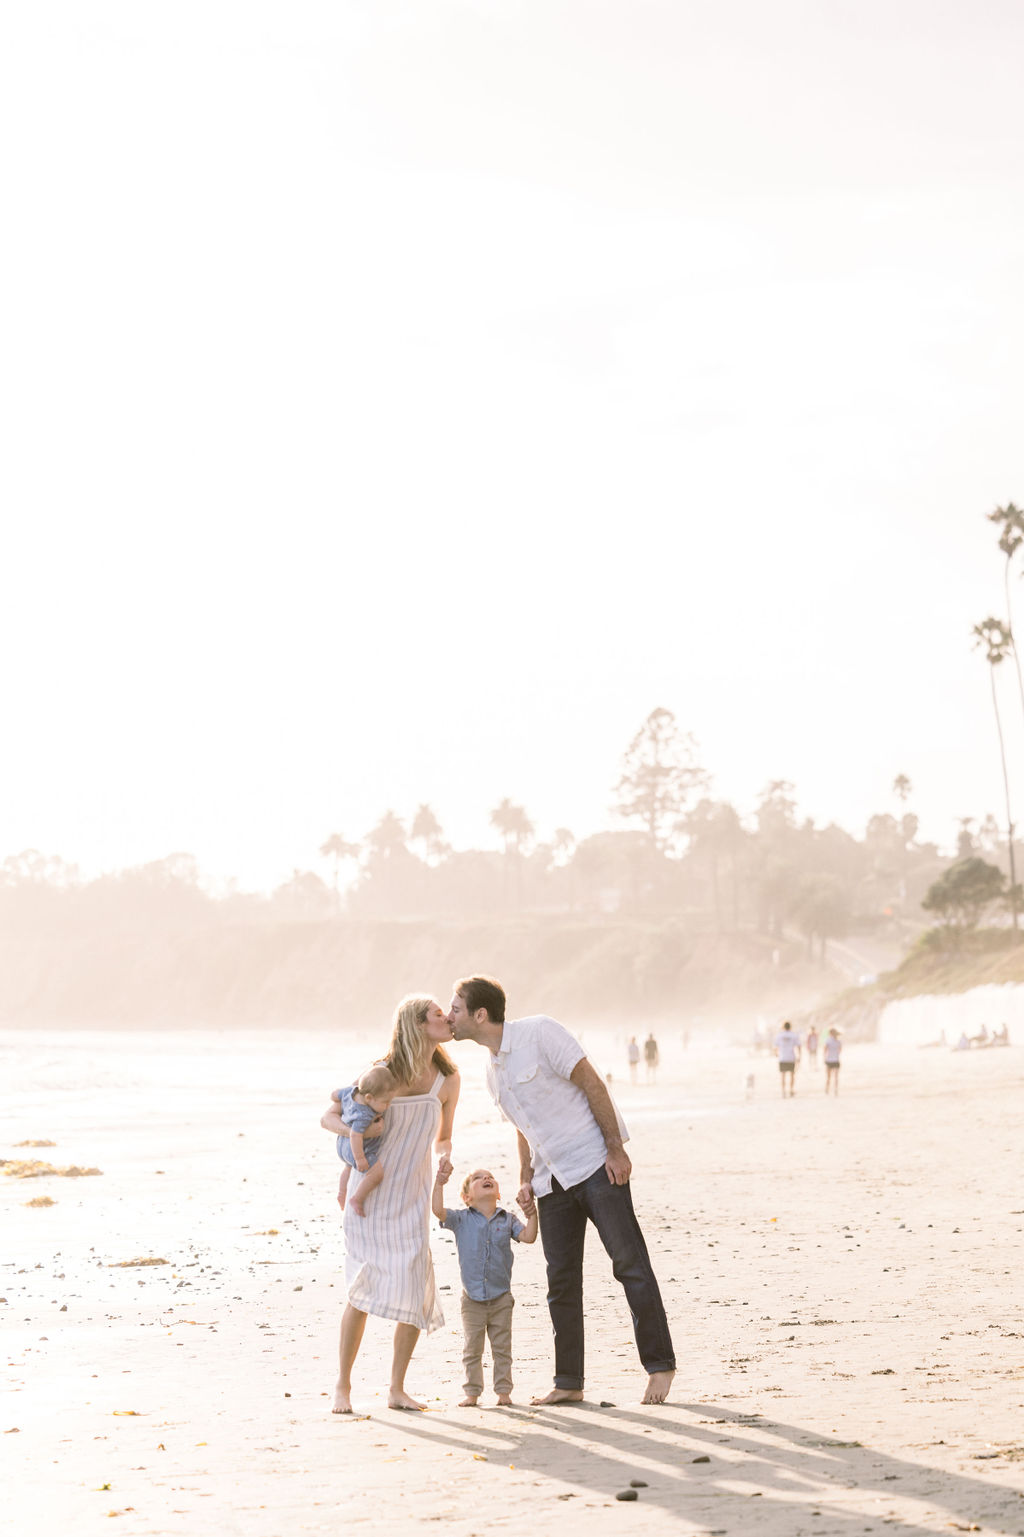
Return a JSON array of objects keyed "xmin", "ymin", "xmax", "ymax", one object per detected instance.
[{"xmin": 320, "ymin": 993, "xmax": 459, "ymax": 1412}]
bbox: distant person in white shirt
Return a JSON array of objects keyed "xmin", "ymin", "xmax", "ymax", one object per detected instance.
[
  {"xmin": 774, "ymin": 1020, "xmax": 801, "ymax": 1097},
  {"xmin": 447, "ymin": 975, "xmax": 676, "ymax": 1407},
  {"xmin": 823, "ymin": 1027, "xmax": 842, "ymax": 1094}
]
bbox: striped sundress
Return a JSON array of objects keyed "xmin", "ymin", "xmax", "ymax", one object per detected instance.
[{"xmin": 343, "ymin": 1071, "xmax": 444, "ymax": 1333}]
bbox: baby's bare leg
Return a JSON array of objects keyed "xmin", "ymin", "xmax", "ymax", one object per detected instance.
[
  {"xmin": 337, "ymin": 1166, "xmax": 351, "ymax": 1210},
  {"xmin": 349, "ymin": 1162, "xmax": 385, "ymax": 1218}
]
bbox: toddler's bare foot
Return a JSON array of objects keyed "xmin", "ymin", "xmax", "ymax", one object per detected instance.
[
  {"xmin": 458, "ymin": 1396, "xmax": 479, "ymax": 1407},
  {"xmin": 641, "ymin": 1369, "xmax": 675, "ymax": 1404},
  {"xmin": 336, "ymin": 1190, "xmax": 346, "ymax": 1211},
  {"xmin": 388, "ymin": 1391, "xmax": 426, "ymax": 1411},
  {"xmin": 332, "ymin": 1384, "xmax": 353, "ymax": 1414},
  {"xmin": 349, "ymin": 1194, "xmax": 366, "ymax": 1218},
  {"xmin": 530, "ymin": 1388, "xmax": 584, "ymax": 1405},
  {"xmin": 496, "ymin": 1394, "xmax": 513, "ymax": 1406}
]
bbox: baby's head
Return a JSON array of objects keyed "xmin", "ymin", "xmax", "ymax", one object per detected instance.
[
  {"xmin": 460, "ymin": 1169, "xmax": 499, "ymax": 1208},
  {"xmin": 357, "ymin": 1064, "xmax": 398, "ymax": 1115}
]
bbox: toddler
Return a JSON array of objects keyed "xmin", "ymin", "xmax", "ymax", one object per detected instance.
[
  {"xmin": 332, "ymin": 1064, "xmax": 397, "ymax": 1217},
  {"xmin": 433, "ymin": 1163, "xmax": 537, "ymax": 1406}
]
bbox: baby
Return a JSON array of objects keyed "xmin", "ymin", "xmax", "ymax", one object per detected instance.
[
  {"xmin": 332, "ymin": 1064, "xmax": 398, "ymax": 1217},
  {"xmin": 432, "ymin": 1163, "xmax": 537, "ymax": 1406}
]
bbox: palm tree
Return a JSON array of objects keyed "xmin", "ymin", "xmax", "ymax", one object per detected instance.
[
  {"xmin": 987, "ymin": 502, "xmax": 1024, "ymax": 726},
  {"xmin": 489, "ymin": 799, "xmax": 534, "ymax": 908},
  {"xmin": 972, "ymin": 617, "xmax": 1019, "ymax": 932},
  {"xmin": 318, "ymin": 833, "xmax": 360, "ymax": 906},
  {"xmin": 410, "ymin": 804, "xmax": 447, "ymax": 864},
  {"xmin": 892, "ymin": 774, "xmax": 912, "ymax": 804}
]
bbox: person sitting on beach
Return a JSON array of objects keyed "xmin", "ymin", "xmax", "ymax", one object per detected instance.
[
  {"xmin": 332, "ymin": 1065, "xmax": 398, "ymax": 1218},
  {"xmin": 432, "ymin": 1163, "xmax": 538, "ymax": 1406}
]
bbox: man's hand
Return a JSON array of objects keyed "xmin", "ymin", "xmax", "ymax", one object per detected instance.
[
  {"xmin": 517, "ymin": 1181, "xmax": 536, "ymax": 1215},
  {"xmin": 604, "ymin": 1145, "xmax": 632, "ymax": 1185}
]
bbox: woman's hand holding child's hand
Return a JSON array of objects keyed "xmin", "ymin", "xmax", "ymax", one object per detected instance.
[{"xmin": 436, "ymin": 1157, "xmax": 453, "ymax": 1184}]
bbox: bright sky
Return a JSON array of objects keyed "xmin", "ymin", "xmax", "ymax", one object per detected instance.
[{"xmin": 3, "ymin": 1, "xmax": 1024, "ymax": 890}]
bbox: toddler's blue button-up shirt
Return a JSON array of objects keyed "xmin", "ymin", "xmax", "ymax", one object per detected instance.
[{"xmin": 440, "ymin": 1206, "xmax": 524, "ymax": 1301}]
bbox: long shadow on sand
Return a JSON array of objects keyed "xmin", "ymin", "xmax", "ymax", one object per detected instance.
[{"xmin": 384, "ymin": 1397, "xmax": 1022, "ymax": 1531}]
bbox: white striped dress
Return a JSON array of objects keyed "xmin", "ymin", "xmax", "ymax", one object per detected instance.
[{"xmin": 343, "ymin": 1071, "xmax": 444, "ymax": 1333}]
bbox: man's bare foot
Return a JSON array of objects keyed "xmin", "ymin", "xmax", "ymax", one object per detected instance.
[
  {"xmin": 530, "ymin": 1388, "xmax": 584, "ymax": 1405},
  {"xmin": 641, "ymin": 1370, "xmax": 675, "ymax": 1405},
  {"xmin": 349, "ymin": 1195, "xmax": 366, "ymax": 1218},
  {"xmin": 496, "ymin": 1394, "xmax": 513, "ymax": 1406},
  {"xmin": 388, "ymin": 1391, "xmax": 426, "ymax": 1410},
  {"xmin": 332, "ymin": 1385, "xmax": 353, "ymax": 1413},
  {"xmin": 458, "ymin": 1396, "xmax": 479, "ymax": 1407}
]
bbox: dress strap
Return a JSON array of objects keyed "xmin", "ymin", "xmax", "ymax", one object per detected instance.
[{"xmin": 431, "ymin": 1071, "xmax": 444, "ymax": 1096}]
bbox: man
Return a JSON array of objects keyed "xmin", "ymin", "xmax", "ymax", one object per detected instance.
[
  {"xmin": 447, "ymin": 975, "xmax": 675, "ymax": 1406},
  {"xmin": 774, "ymin": 1019, "xmax": 801, "ymax": 1097}
]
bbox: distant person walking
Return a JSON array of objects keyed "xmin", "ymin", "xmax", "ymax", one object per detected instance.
[
  {"xmin": 823, "ymin": 1028, "xmax": 842, "ymax": 1094},
  {"xmin": 627, "ymin": 1035, "xmax": 641, "ymax": 1084},
  {"xmin": 774, "ymin": 1021, "xmax": 801, "ymax": 1097},
  {"xmin": 805, "ymin": 1025, "xmax": 819, "ymax": 1069},
  {"xmin": 643, "ymin": 1032, "xmax": 659, "ymax": 1083}
]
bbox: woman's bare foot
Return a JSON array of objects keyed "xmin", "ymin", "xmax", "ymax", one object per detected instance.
[
  {"xmin": 332, "ymin": 1384, "xmax": 353, "ymax": 1413},
  {"xmin": 530, "ymin": 1388, "xmax": 584, "ymax": 1405},
  {"xmin": 388, "ymin": 1390, "xmax": 426, "ymax": 1411},
  {"xmin": 496, "ymin": 1394, "xmax": 513, "ymax": 1406},
  {"xmin": 458, "ymin": 1396, "xmax": 479, "ymax": 1407},
  {"xmin": 641, "ymin": 1370, "xmax": 675, "ymax": 1404}
]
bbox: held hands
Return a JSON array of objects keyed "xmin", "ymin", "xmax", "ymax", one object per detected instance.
[
  {"xmin": 436, "ymin": 1156, "xmax": 453, "ymax": 1185},
  {"xmin": 604, "ymin": 1145, "xmax": 632, "ymax": 1186},
  {"xmin": 517, "ymin": 1181, "xmax": 536, "ymax": 1217}
]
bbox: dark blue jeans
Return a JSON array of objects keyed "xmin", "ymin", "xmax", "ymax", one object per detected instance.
[{"xmin": 538, "ymin": 1166, "xmax": 676, "ymax": 1390}]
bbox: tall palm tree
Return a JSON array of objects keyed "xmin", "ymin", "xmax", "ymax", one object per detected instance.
[
  {"xmin": 410, "ymin": 804, "xmax": 447, "ymax": 864},
  {"xmin": 972, "ymin": 617, "xmax": 1019, "ymax": 932},
  {"xmin": 489, "ymin": 799, "xmax": 534, "ymax": 908},
  {"xmin": 318, "ymin": 833, "xmax": 360, "ymax": 906},
  {"xmin": 892, "ymin": 774, "xmax": 912, "ymax": 804},
  {"xmin": 987, "ymin": 503, "xmax": 1024, "ymax": 727}
]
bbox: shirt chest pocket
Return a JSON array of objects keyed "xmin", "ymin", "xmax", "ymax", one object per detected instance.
[{"xmin": 511, "ymin": 1052, "xmax": 540, "ymax": 1087}]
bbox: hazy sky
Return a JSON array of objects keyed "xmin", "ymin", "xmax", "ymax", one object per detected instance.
[{"xmin": 4, "ymin": 1, "xmax": 1024, "ymax": 890}]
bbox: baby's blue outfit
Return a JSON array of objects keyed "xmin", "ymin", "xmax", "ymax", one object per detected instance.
[{"xmin": 334, "ymin": 1085, "xmax": 384, "ymax": 1169}]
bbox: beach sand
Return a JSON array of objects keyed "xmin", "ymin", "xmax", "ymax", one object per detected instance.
[{"xmin": 3, "ymin": 1026, "xmax": 1023, "ymax": 1536}]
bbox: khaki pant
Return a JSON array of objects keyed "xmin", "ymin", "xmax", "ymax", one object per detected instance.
[{"xmin": 460, "ymin": 1290, "xmax": 515, "ymax": 1399}]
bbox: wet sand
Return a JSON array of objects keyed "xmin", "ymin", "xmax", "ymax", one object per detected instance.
[{"xmin": 3, "ymin": 1027, "xmax": 1023, "ymax": 1536}]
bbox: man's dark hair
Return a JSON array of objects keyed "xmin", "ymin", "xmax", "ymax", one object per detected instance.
[{"xmin": 455, "ymin": 975, "xmax": 506, "ymax": 1024}]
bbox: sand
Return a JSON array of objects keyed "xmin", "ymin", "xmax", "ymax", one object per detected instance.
[{"xmin": 3, "ymin": 1025, "xmax": 1023, "ymax": 1537}]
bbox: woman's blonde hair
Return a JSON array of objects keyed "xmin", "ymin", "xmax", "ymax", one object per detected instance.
[{"xmin": 385, "ymin": 994, "xmax": 457, "ymax": 1086}]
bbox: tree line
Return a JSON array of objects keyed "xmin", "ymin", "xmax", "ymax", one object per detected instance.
[{"xmin": 2, "ymin": 703, "xmax": 1018, "ymax": 959}]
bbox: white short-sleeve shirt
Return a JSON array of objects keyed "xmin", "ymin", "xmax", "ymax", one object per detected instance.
[
  {"xmin": 485, "ymin": 1015, "xmax": 629, "ymax": 1197},
  {"xmin": 775, "ymin": 1029, "xmax": 801, "ymax": 1063}
]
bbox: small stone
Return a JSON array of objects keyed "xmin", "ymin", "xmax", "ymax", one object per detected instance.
[
  {"xmin": 615, "ymin": 1489, "xmax": 638, "ymax": 1501},
  {"xmin": 692, "ymin": 1455, "xmax": 711, "ymax": 1463},
  {"xmin": 599, "ymin": 1400, "xmax": 616, "ymax": 1408},
  {"xmin": 629, "ymin": 1479, "xmax": 648, "ymax": 1487}
]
